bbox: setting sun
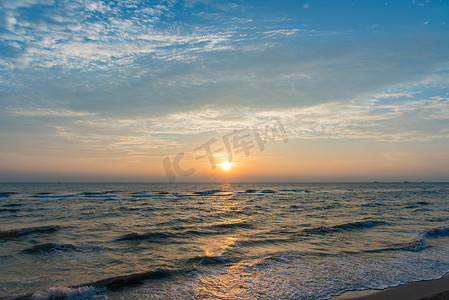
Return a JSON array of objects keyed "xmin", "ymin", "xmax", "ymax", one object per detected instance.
[{"xmin": 221, "ymin": 161, "xmax": 233, "ymax": 171}]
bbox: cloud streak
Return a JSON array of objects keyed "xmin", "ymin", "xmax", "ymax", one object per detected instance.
[{"xmin": 3, "ymin": 80, "xmax": 446, "ymax": 159}]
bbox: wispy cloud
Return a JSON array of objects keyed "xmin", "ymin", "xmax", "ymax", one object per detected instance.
[
  {"xmin": 0, "ymin": 0, "xmax": 307, "ymax": 70},
  {"xmin": 0, "ymin": 0, "xmax": 224, "ymax": 69},
  {"xmin": 147, "ymin": 95, "xmax": 449, "ymax": 142},
  {"xmin": 7, "ymin": 107, "xmax": 96, "ymax": 117},
  {"xmin": 3, "ymin": 84, "xmax": 445, "ymax": 158}
]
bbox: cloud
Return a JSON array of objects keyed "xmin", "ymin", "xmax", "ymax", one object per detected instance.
[
  {"xmin": 123, "ymin": 82, "xmax": 449, "ymax": 143},
  {"xmin": 6, "ymin": 107, "xmax": 95, "ymax": 117},
  {"xmin": 0, "ymin": 0, "xmax": 239, "ymax": 69},
  {"xmin": 2, "ymin": 29, "xmax": 448, "ymax": 118},
  {"xmin": 262, "ymin": 29, "xmax": 300, "ymax": 38},
  {"xmin": 0, "ymin": 0, "xmax": 328, "ymax": 71},
  {"xmin": 3, "ymin": 84, "xmax": 445, "ymax": 158}
]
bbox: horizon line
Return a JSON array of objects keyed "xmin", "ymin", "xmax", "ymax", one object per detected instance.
[{"xmin": 1, "ymin": 181, "xmax": 448, "ymax": 184}]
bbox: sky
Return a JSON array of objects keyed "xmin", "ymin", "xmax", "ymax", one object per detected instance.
[{"xmin": 1, "ymin": 0, "xmax": 449, "ymax": 182}]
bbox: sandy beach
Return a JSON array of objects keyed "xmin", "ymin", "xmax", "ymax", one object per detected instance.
[{"xmin": 334, "ymin": 273, "xmax": 449, "ymax": 300}]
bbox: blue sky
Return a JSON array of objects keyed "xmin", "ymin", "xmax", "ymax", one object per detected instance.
[{"xmin": 1, "ymin": 0, "xmax": 449, "ymax": 181}]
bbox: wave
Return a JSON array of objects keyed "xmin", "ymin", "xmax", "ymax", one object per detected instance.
[
  {"xmin": 0, "ymin": 192, "xmax": 17, "ymax": 197},
  {"xmin": 302, "ymin": 220, "xmax": 385, "ymax": 235},
  {"xmin": 2, "ymin": 203, "xmax": 23, "ymax": 207},
  {"xmin": 13, "ymin": 267, "xmax": 182, "ymax": 299},
  {"xmin": 0, "ymin": 208, "xmax": 20, "ymax": 213},
  {"xmin": 280, "ymin": 189, "xmax": 312, "ymax": 193},
  {"xmin": 185, "ymin": 255, "xmax": 229, "ymax": 265},
  {"xmin": 364, "ymin": 240, "xmax": 429, "ymax": 253},
  {"xmin": 404, "ymin": 205, "xmax": 419, "ymax": 209},
  {"xmin": 261, "ymin": 189, "xmax": 276, "ymax": 193},
  {"xmin": 21, "ymin": 256, "xmax": 226, "ymax": 299},
  {"xmin": 423, "ymin": 226, "xmax": 449, "ymax": 238},
  {"xmin": 314, "ymin": 204, "xmax": 338, "ymax": 210},
  {"xmin": 22, "ymin": 243, "xmax": 76, "ymax": 254},
  {"xmin": 361, "ymin": 202, "xmax": 387, "ymax": 207},
  {"xmin": 25, "ymin": 286, "xmax": 103, "ymax": 300},
  {"xmin": 83, "ymin": 192, "xmax": 107, "ymax": 196},
  {"xmin": 412, "ymin": 207, "xmax": 432, "ymax": 212},
  {"xmin": 118, "ymin": 206, "xmax": 143, "ymax": 212},
  {"xmin": 83, "ymin": 191, "xmax": 122, "ymax": 196},
  {"xmin": 193, "ymin": 189, "xmax": 223, "ymax": 195},
  {"xmin": 116, "ymin": 231, "xmax": 174, "ymax": 241},
  {"xmin": 33, "ymin": 194, "xmax": 79, "ymax": 198},
  {"xmin": 235, "ymin": 237, "xmax": 294, "ymax": 247},
  {"xmin": 417, "ymin": 201, "xmax": 431, "ymax": 205},
  {"xmin": 238, "ymin": 189, "xmax": 276, "ymax": 195},
  {"xmin": 73, "ymin": 269, "xmax": 174, "ymax": 291},
  {"xmin": 181, "ymin": 229, "xmax": 222, "ymax": 237},
  {"xmin": 85, "ymin": 194, "xmax": 118, "ymax": 198},
  {"xmin": 295, "ymin": 189, "xmax": 311, "ymax": 193},
  {"xmin": 130, "ymin": 193, "xmax": 170, "ymax": 198},
  {"xmin": 130, "ymin": 194, "xmax": 154, "ymax": 198},
  {"xmin": 177, "ymin": 221, "xmax": 254, "ymax": 237},
  {"xmin": 205, "ymin": 220, "xmax": 254, "ymax": 230},
  {"xmin": 103, "ymin": 190, "xmax": 123, "ymax": 194},
  {"xmin": 0, "ymin": 225, "xmax": 61, "ymax": 239},
  {"xmin": 404, "ymin": 201, "xmax": 431, "ymax": 209}
]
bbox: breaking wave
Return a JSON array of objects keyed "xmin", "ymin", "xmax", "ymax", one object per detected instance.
[{"xmin": 31, "ymin": 286, "xmax": 103, "ymax": 300}]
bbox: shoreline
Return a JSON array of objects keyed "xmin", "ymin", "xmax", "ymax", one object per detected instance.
[{"xmin": 333, "ymin": 273, "xmax": 449, "ymax": 300}]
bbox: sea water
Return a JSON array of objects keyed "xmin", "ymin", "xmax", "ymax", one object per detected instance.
[{"xmin": 1, "ymin": 182, "xmax": 449, "ymax": 299}]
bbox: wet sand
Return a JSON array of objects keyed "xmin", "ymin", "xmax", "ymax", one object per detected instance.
[{"xmin": 333, "ymin": 273, "xmax": 449, "ymax": 300}]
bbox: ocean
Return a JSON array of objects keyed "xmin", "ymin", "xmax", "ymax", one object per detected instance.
[{"xmin": 1, "ymin": 182, "xmax": 449, "ymax": 299}]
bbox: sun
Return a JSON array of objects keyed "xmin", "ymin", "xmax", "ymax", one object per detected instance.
[{"xmin": 220, "ymin": 161, "xmax": 233, "ymax": 171}]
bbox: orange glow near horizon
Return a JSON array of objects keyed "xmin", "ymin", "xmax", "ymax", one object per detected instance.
[{"xmin": 2, "ymin": 138, "xmax": 449, "ymax": 182}]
